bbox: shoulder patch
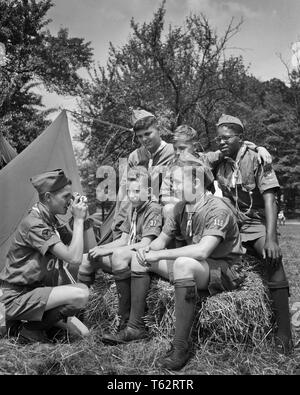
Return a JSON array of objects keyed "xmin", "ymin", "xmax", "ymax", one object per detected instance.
[
  {"xmin": 214, "ymin": 218, "xmax": 224, "ymax": 227},
  {"xmin": 42, "ymin": 228, "xmax": 52, "ymax": 240},
  {"xmin": 263, "ymin": 163, "xmax": 273, "ymax": 176},
  {"xmin": 149, "ymin": 219, "xmax": 157, "ymax": 227}
]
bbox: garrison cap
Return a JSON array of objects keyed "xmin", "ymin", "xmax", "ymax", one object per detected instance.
[
  {"xmin": 216, "ymin": 114, "xmax": 244, "ymax": 130},
  {"xmin": 30, "ymin": 169, "xmax": 71, "ymax": 194},
  {"xmin": 131, "ymin": 109, "xmax": 156, "ymax": 128}
]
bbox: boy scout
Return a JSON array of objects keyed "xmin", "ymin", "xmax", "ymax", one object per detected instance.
[
  {"xmin": 78, "ymin": 167, "xmax": 162, "ymax": 331},
  {"xmin": 111, "ymin": 109, "xmax": 174, "ymax": 239},
  {"xmin": 213, "ymin": 114, "xmax": 293, "ymax": 354},
  {"xmin": 0, "ymin": 169, "xmax": 90, "ymax": 342},
  {"xmin": 102, "ymin": 154, "xmax": 245, "ymax": 371},
  {"xmin": 160, "ymin": 124, "xmax": 272, "ymax": 214}
]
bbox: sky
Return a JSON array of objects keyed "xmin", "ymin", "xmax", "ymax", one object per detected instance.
[{"xmin": 38, "ymin": 0, "xmax": 300, "ymax": 135}]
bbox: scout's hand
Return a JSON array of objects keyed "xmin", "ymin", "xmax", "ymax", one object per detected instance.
[
  {"xmin": 88, "ymin": 246, "xmax": 110, "ymax": 259},
  {"xmin": 137, "ymin": 249, "xmax": 161, "ymax": 267},
  {"xmin": 257, "ymin": 147, "xmax": 272, "ymax": 165},
  {"xmin": 144, "ymin": 250, "xmax": 161, "ymax": 264},
  {"xmin": 136, "ymin": 246, "xmax": 150, "ymax": 267},
  {"xmin": 262, "ymin": 239, "xmax": 282, "ymax": 267},
  {"xmin": 71, "ymin": 195, "xmax": 88, "ymax": 220}
]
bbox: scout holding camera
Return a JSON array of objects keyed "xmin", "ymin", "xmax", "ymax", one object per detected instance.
[{"xmin": 0, "ymin": 169, "xmax": 90, "ymax": 343}]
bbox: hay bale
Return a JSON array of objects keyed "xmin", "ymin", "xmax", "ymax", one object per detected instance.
[
  {"xmin": 86, "ymin": 257, "xmax": 272, "ymax": 345},
  {"xmin": 197, "ymin": 270, "xmax": 272, "ymax": 345},
  {"xmin": 85, "ymin": 272, "xmax": 119, "ymax": 331}
]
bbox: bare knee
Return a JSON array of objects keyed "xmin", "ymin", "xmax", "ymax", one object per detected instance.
[
  {"xmin": 173, "ymin": 257, "xmax": 194, "ymax": 278},
  {"xmin": 112, "ymin": 247, "xmax": 131, "ymax": 271},
  {"xmin": 70, "ymin": 285, "xmax": 89, "ymax": 308}
]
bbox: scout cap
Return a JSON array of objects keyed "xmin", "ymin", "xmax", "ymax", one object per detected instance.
[
  {"xmin": 216, "ymin": 114, "xmax": 244, "ymax": 130},
  {"xmin": 30, "ymin": 169, "xmax": 71, "ymax": 194},
  {"xmin": 131, "ymin": 109, "xmax": 156, "ymax": 129}
]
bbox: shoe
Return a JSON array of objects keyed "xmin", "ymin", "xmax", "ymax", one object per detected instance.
[
  {"xmin": 18, "ymin": 325, "xmax": 50, "ymax": 344},
  {"xmin": 55, "ymin": 316, "xmax": 90, "ymax": 338},
  {"xmin": 274, "ymin": 335, "xmax": 294, "ymax": 356},
  {"xmin": 159, "ymin": 347, "xmax": 191, "ymax": 371},
  {"xmin": 6, "ymin": 320, "xmax": 23, "ymax": 337},
  {"xmin": 101, "ymin": 326, "xmax": 147, "ymax": 345},
  {"xmin": 157, "ymin": 343, "xmax": 174, "ymax": 365},
  {"xmin": 117, "ymin": 318, "xmax": 128, "ymax": 332}
]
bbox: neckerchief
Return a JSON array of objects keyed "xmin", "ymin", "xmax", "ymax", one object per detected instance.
[
  {"xmin": 185, "ymin": 193, "xmax": 209, "ymax": 238},
  {"xmin": 220, "ymin": 144, "xmax": 254, "ymax": 215},
  {"xmin": 223, "ymin": 144, "xmax": 248, "ymax": 188},
  {"xmin": 127, "ymin": 201, "xmax": 149, "ymax": 245},
  {"xmin": 147, "ymin": 140, "xmax": 167, "ymax": 171}
]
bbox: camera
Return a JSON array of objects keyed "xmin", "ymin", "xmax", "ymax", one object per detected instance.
[
  {"xmin": 79, "ymin": 195, "xmax": 88, "ymax": 204},
  {"xmin": 72, "ymin": 192, "xmax": 88, "ymax": 204}
]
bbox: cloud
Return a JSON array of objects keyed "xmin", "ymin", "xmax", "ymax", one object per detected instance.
[{"xmin": 184, "ymin": 0, "xmax": 260, "ymax": 21}]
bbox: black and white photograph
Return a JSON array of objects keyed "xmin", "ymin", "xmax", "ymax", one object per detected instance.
[{"xmin": 0, "ymin": 0, "xmax": 300, "ymax": 378}]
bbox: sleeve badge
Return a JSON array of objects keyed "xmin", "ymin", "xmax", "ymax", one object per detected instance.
[{"xmin": 42, "ymin": 229, "xmax": 52, "ymax": 240}]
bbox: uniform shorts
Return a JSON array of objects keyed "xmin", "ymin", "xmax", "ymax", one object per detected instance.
[
  {"xmin": 240, "ymin": 218, "xmax": 266, "ymax": 243},
  {"xmin": 0, "ymin": 283, "xmax": 53, "ymax": 322},
  {"xmin": 166, "ymin": 258, "xmax": 244, "ymax": 296}
]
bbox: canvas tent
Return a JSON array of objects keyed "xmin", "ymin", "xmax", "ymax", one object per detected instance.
[
  {"xmin": 0, "ymin": 110, "xmax": 96, "ymax": 270},
  {"xmin": 0, "ymin": 132, "xmax": 18, "ymax": 168}
]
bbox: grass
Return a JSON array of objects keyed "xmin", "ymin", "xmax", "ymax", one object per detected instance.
[{"xmin": 0, "ymin": 224, "xmax": 300, "ymax": 375}]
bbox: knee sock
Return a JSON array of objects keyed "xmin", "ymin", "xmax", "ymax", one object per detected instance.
[
  {"xmin": 173, "ymin": 278, "xmax": 197, "ymax": 351},
  {"xmin": 77, "ymin": 265, "xmax": 95, "ymax": 287},
  {"xmin": 24, "ymin": 306, "xmax": 64, "ymax": 331},
  {"xmin": 127, "ymin": 271, "xmax": 151, "ymax": 331},
  {"xmin": 113, "ymin": 267, "xmax": 132, "ymax": 325},
  {"xmin": 268, "ymin": 285, "xmax": 292, "ymax": 342}
]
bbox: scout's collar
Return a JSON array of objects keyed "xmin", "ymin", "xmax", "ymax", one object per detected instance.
[
  {"xmin": 133, "ymin": 200, "xmax": 149, "ymax": 215},
  {"xmin": 224, "ymin": 143, "xmax": 248, "ymax": 188},
  {"xmin": 146, "ymin": 139, "xmax": 166, "ymax": 158},
  {"xmin": 184, "ymin": 193, "xmax": 209, "ymax": 238},
  {"xmin": 146, "ymin": 140, "xmax": 167, "ymax": 170},
  {"xmin": 31, "ymin": 202, "xmax": 59, "ymax": 229}
]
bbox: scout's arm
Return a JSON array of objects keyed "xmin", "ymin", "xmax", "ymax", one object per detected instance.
[
  {"xmin": 206, "ymin": 142, "xmax": 272, "ymax": 170},
  {"xmin": 262, "ymin": 189, "xmax": 282, "ymax": 265},
  {"xmin": 142, "ymin": 235, "xmax": 222, "ymax": 263},
  {"xmin": 49, "ymin": 199, "xmax": 87, "ymax": 265},
  {"xmin": 244, "ymin": 141, "xmax": 272, "ymax": 164},
  {"xmin": 128, "ymin": 235, "xmax": 158, "ymax": 251},
  {"xmin": 136, "ymin": 232, "xmax": 171, "ymax": 266},
  {"xmin": 88, "ymin": 232, "xmax": 129, "ymax": 259}
]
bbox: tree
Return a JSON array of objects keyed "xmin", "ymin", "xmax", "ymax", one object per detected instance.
[
  {"xmin": 0, "ymin": 0, "xmax": 93, "ymax": 152},
  {"xmin": 76, "ymin": 1, "xmax": 247, "ymax": 168}
]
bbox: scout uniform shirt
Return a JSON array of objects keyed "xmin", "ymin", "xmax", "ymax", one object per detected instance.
[
  {"xmin": 120, "ymin": 201, "xmax": 162, "ymax": 244},
  {"xmin": 162, "ymin": 194, "xmax": 244, "ymax": 264},
  {"xmin": 0, "ymin": 203, "xmax": 64, "ymax": 288},
  {"xmin": 215, "ymin": 144, "xmax": 280, "ymax": 222}
]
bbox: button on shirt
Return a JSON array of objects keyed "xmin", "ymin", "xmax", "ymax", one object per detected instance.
[
  {"xmin": 0, "ymin": 203, "xmax": 62, "ymax": 287},
  {"xmin": 162, "ymin": 195, "xmax": 244, "ymax": 263}
]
